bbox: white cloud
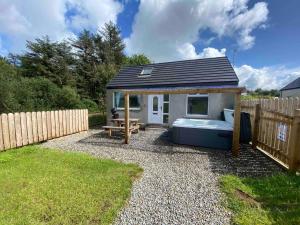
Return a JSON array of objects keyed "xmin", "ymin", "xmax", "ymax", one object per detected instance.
[
  {"xmin": 66, "ymin": 0, "xmax": 123, "ymax": 32},
  {"xmin": 235, "ymin": 65, "xmax": 300, "ymax": 90},
  {"xmin": 198, "ymin": 47, "xmax": 226, "ymax": 58},
  {"xmin": 0, "ymin": 0, "xmax": 122, "ymax": 54},
  {"xmin": 229, "ymin": 2, "xmax": 268, "ymax": 49},
  {"xmin": 125, "ymin": 0, "xmax": 268, "ymax": 62},
  {"xmin": 177, "ymin": 44, "xmax": 226, "ymax": 59}
]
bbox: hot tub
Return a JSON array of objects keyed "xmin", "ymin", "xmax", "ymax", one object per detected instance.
[{"xmin": 172, "ymin": 118, "xmax": 233, "ymax": 150}]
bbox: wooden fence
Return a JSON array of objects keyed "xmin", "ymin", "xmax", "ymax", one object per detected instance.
[
  {"xmin": 0, "ymin": 109, "xmax": 88, "ymax": 151},
  {"xmin": 241, "ymin": 97, "xmax": 300, "ymax": 170}
]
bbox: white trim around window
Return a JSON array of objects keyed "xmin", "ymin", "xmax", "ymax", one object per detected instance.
[{"xmin": 186, "ymin": 94, "xmax": 209, "ymax": 117}]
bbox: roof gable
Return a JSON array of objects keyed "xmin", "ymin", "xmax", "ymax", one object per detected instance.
[
  {"xmin": 280, "ymin": 77, "xmax": 300, "ymax": 91},
  {"xmin": 107, "ymin": 56, "xmax": 239, "ymax": 89}
]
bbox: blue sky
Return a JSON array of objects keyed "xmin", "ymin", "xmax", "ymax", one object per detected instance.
[
  {"xmin": 0, "ymin": 0, "xmax": 299, "ymax": 90},
  {"xmin": 117, "ymin": 0, "xmax": 300, "ymax": 68}
]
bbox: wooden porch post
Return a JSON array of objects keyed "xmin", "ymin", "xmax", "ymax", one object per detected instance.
[
  {"xmin": 124, "ymin": 93, "xmax": 130, "ymax": 144},
  {"xmin": 288, "ymin": 109, "xmax": 300, "ymax": 170},
  {"xmin": 232, "ymin": 92, "xmax": 241, "ymax": 156}
]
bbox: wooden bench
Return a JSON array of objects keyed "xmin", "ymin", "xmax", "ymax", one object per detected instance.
[
  {"xmin": 102, "ymin": 126, "xmax": 125, "ymax": 137},
  {"xmin": 102, "ymin": 125, "xmax": 140, "ymax": 137}
]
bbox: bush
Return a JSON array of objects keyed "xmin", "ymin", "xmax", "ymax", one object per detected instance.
[
  {"xmin": 81, "ymin": 98, "xmax": 99, "ymax": 113},
  {"xmin": 56, "ymin": 86, "xmax": 83, "ymax": 109},
  {"xmin": 0, "ymin": 59, "xmax": 20, "ymax": 112},
  {"xmin": 0, "ymin": 59, "xmax": 85, "ymax": 113},
  {"xmin": 0, "ymin": 59, "xmax": 99, "ymax": 113}
]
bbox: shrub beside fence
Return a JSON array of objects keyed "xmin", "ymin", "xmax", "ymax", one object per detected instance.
[
  {"xmin": 241, "ymin": 97, "xmax": 300, "ymax": 170},
  {"xmin": 0, "ymin": 109, "xmax": 88, "ymax": 151}
]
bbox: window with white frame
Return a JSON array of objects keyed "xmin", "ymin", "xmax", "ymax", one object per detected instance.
[
  {"xmin": 113, "ymin": 92, "xmax": 140, "ymax": 110},
  {"xmin": 163, "ymin": 94, "xmax": 169, "ymax": 123},
  {"xmin": 186, "ymin": 94, "xmax": 208, "ymax": 115}
]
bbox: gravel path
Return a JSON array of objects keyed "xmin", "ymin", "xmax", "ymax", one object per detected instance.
[{"xmin": 42, "ymin": 129, "xmax": 282, "ymax": 225}]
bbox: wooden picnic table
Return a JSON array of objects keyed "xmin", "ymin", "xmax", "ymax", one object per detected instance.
[
  {"xmin": 103, "ymin": 118, "xmax": 141, "ymax": 137},
  {"xmin": 111, "ymin": 118, "xmax": 140, "ymax": 127}
]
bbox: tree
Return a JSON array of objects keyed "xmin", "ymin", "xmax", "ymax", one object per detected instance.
[
  {"xmin": 7, "ymin": 53, "xmax": 20, "ymax": 66},
  {"xmin": 124, "ymin": 54, "xmax": 151, "ymax": 66},
  {"xmin": 71, "ymin": 22, "xmax": 125, "ymax": 113},
  {"xmin": 19, "ymin": 36, "xmax": 75, "ymax": 87},
  {"xmin": 0, "ymin": 58, "xmax": 19, "ymax": 112},
  {"xmin": 100, "ymin": 21, "xmax": 125, "ymax": 66},
  {"xmin": 71, "ymin": 30, "xmax": 99, "ymax": 100},
  {"xmin": 1, "ymin": 22, "xmax": 133, "ymax": 114}
]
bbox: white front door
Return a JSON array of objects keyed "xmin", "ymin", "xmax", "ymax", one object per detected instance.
[{"xmin": 148, "ymin": 95, "xmax": 163, "ymax": 124}]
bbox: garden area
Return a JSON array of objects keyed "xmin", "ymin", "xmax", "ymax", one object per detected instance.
[{"xmin": 0, "ymin": 146, "xmax": 142, "ymax": 225}]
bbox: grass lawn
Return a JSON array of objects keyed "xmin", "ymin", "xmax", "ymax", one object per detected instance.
[
  {"xmin": 220, "ymin": 173, "xmax": 300, "ymax": 225},
  {"xmin": 0, "ymin": 146, "xmax": 142, "ymax": 225}
]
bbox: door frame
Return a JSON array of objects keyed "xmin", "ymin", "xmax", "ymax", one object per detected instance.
[{"xmin": 147, "ymin": 94, "xmax": 163, "ymax": 124}]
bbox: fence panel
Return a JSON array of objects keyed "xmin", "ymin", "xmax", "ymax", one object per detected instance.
[
  {"xmin": 37, "ymin": 112, "xmax": 43, "ymax": 142},
  {"xmin": 242, "ymin": 97, "xmax": 300, "ymax": 170},
  {"xmin": 69, "ymin": 110, "xmax": 73, "ymax": 134},
  {"xmin": 32, "ymin": 112, "xmax": 38, "ymax": 143},
  {"xmin": 8, "ymin": 113, "xmax": 16, "ymax": 148},
  {"xmin": 58, "ymin": 110, "xmax": 63, "ymax": 137},
  {"xmin": 26, "ymin": 112, "xmax": 33, "ymax": 144},
  {"xmin": 14, "ymin": 113, "xmax": 23, "ymax": 147},
  {"xmin": 46, "ymin": 111, "xmax": 52, "ymax": 140},
  {"xmin": 0, "ymin": 109, "xmax": 88, "ymax": 151},
  {"xmin": 20, "ymin": 112, "xmax": 28, "ymax": 146},
  {"xmin": 55, "ymin": 110, "xmax": 59, "ymax": 138},
  {"xmin": 42, "ymin": 111, "xmax": 48, "ymax": 141},
  {"xmin": 1, "ymin": 114, "xmax": 10, "ymax": 149},
  {"xmin": 50, "ymin": 111, "xmax": 55, "ymax": 138}
]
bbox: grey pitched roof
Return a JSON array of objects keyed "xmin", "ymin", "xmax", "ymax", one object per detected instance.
[
  {"xmin": 107, "ymin": 56, "xmax": 239, "ymax": 89},
  {"xmin": 280, "ymin": 77, "xmax": 300, "ymax": 91}
]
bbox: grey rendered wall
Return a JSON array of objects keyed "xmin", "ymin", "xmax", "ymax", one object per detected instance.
[
  {"xmin": 106, "ymin": 89, "xmax": 148, "ymax": 125},
  {"xmin": 168, "ymin": 93, "xmax": 235, "ymax": 126},
  {"xmin": 281, "ymin": 89, "xmax": 300, "ymax": 98},
  {"xmin": 106, "ymin": 90, "xmax": 235, "ymax": 126}
]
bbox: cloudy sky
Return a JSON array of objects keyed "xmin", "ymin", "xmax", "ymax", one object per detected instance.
[{"xmin": 0, "ymin": 0, "xmax": 299, "ymax": 90}]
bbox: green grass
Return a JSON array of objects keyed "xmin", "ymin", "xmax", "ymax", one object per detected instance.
[
  {"xmin": 0, "ymin": 146, "xmax": 143, "ymax": 225},
  {"xmin": 220, "ymin": 174, "xmax": 300, "ymax": 225},
  {"xmin": 89, "ymin": 113, "xmax": 106, "ymax": 128}
]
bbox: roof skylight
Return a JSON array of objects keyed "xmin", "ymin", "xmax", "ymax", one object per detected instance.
[{"xmin": 140, "ymin": 67, "xmax": 153, "ymax": 76}]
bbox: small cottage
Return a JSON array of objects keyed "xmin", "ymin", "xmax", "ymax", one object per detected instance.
[{"xmin": 106, "ymin": 56, "xmax": 239, "ymax": 126}]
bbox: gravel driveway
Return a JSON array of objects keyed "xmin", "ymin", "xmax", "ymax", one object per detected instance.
[{"xmin": 42, "ymin": 129, "xmax": 282, "ymax": 225}]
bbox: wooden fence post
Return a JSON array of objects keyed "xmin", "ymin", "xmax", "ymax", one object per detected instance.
[
  {"xmin": 252, "ymin": 103, "xmax": 261, "ymax": 149},
  {"xmin": 288, "ymin": 109, "xmax": 300, "ymax": 170}
]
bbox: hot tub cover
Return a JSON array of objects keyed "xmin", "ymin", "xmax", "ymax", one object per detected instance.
[{"xmin": 172, "ymin": 118, "xmax": 233, "ymax": 131}]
